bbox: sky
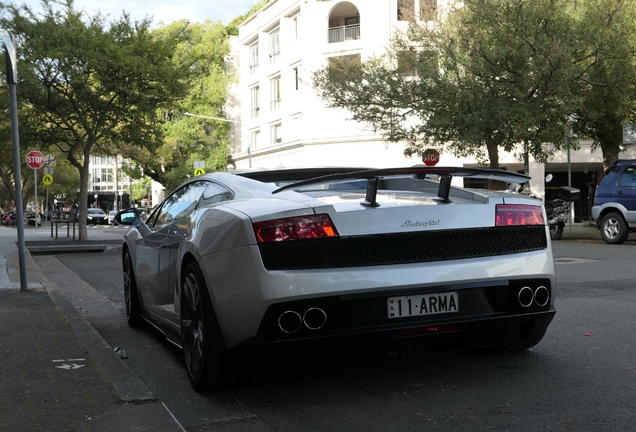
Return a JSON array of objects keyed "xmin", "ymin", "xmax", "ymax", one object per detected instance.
[{"xmin": 8, "ymin": 0, "xmax": 257, "ymax": 26}]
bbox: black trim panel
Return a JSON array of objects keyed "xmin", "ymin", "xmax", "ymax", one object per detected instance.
[{"xmin": 259, "ymin": 225, "xmax": 547, "ymax": 270}]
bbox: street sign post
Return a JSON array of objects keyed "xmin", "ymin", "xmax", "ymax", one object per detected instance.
[
  {"xmin": 26, "ymin": 150, "xmax": 45, "ymax": 229},
  {"xmin": 422, "ymin": 148, "xmax": 440, "ymax": 167},
  {"xmin": 194, "ymin": 160, "xmax": 205, "ymax": 176}
]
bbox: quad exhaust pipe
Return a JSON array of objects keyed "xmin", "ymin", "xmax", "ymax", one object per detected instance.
[
  {"xmin": 278, "ymin": 307, "xmax": 327, "ymax": 333},
  {"xmin": 518, "ymin": 286, "xmax": 549, "ymax": 308}
]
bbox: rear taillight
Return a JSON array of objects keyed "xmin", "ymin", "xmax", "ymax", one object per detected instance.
[
  {"xmin": 496, "ymin": 204, "xmax": 544, "ymax": 226},
  {"xmin": 254, "ymin": 214, "xmax": 339, "ymax": 243}
]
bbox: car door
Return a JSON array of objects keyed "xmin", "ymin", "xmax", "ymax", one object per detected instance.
[
  {"xmin": 142, "ymin": 180, "xmax": 210, "ymax": 318},
  {"xmin": 163, "ymin": 181, "xmax": 234, "ymax": 325},
  {"xmin": 617, "ymin": 164, "xmax": 636, "ymax": 223},
  {"xmin": 134, "ymin": 201, "xmax": 172, "ymax": 317}
]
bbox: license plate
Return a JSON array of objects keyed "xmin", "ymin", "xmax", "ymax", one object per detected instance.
[{"xmin": 387, "ymin": 292, "xmax": 459, "ymax": 318}]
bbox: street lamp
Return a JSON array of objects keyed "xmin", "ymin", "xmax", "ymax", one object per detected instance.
[
  {"xmin": 184, "ymin": 112, "xmax": 250, "ymax": 168},
  {"xmin": 94, "ymin": 194, "xmax": 98, "ymax": 208},
  {"xmin": 118, "ymin": 191, "xmax": 123, "ymax": 211}
]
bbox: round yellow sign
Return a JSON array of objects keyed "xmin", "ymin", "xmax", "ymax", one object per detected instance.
[
  {"xmin": 42, "ymin": 174, "xmax": 54, "ymax": 185},
  {"xmin": 194, "ymin": 168, "xmax": 205, "ymax": 176}
]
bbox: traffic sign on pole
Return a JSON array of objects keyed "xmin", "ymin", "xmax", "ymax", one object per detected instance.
[
  {"xmin": 26, "ymin": 150, "xmax": 45, "ymax": 169},
  {"xmin": 422, "ymin": 148, "xmax": 440, "ymax": 167}
]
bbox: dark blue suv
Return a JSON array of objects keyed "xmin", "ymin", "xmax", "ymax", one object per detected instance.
[{"xmin": 592, "ymin": 159, "xmax": 636, "ymax": 244}]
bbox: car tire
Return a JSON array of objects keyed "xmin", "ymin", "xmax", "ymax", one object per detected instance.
[
  {"xmin": 550, "ymin": 222, "xmax": 564, "ymax": 241},
  {"xmin": 600, "ymin": 212, "xmax": 629, "ymax": 244},
  {"xmin": 123, "ymin": 249, "xmax": 142, "ymax": 327},
  {"xmin": 181, "ymin": 261, "xmax": 231, "ymax": 390}
]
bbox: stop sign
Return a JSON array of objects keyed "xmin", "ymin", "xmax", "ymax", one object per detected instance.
[
  {"xmin": 422, "ymin": 148, "xmax": 440, "ymax": 166},
  {"xmin": 26, "ymin": 150, "xmax": 45, "ymax": 169}
]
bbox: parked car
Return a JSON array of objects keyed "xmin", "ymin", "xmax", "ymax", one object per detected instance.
[
  {"xmin": 2, "ymin": 210, "xmax": 16, "ymax": 226},
  {"xmin": 26, "ymin": 212, "xmax": 42, "ymax": 226},
  {"xmin": 108, "ymin": 211, "xmax": 118, "ymax": 225},
  {"xmin": 86, "ymin": 208, "xmax": 108, "ymax": 225},
  {"xmin": 116, "ymin": 166, "xmax": 556, "ymax": 390},
  {"xmin": 591, "ymin": 159, "xmax": 636, "ymax": 244}
]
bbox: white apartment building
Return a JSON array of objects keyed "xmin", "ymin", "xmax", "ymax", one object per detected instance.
[{"xmin": 228, "ymin": 0, "xmax": 636, "ymax": 222}]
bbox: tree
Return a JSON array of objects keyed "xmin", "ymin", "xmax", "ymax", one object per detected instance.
[
  {"xmin": 0, "ymin": 88, "xmax": 45, "ymax": 213},
  {"xmin": 122, "ymin": 19, "xmax": 232, "ymax": 194},
  {"xmin": 569, "ymin": 0, "xmax": 636, "ymax": 168},
  {"xmin": 0, "ymin": 87, "xmax": 80, "ymax": 214},
  {"xmin": 0, "ymin": 0, "xmax": 190, "ymax": 240},
  {"xmin": 312, "ymin": 0, "xmax": 636, "ymax": 179}
]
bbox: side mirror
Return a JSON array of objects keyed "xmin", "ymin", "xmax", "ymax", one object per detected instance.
[{"xmin": 115, "ymin": 208, "xmax": 141, "ymax": 226}]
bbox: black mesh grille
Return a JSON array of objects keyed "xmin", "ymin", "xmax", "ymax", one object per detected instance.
[{"xmin": 258, "ymin": 225, "xmax": 547, "ymax": 270}]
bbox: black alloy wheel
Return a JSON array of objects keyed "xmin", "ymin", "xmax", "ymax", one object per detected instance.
[
  {"xmin": 181, "ymin": 262, "xmax": 230, "ymax": 390},
  {"xmin": 123, "ymin": 249, "xmax": 142, "ymax": 327}
]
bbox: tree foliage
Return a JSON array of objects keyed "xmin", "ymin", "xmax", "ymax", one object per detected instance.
[
  {"xmin": 122, "ymin": 19, "xmax": 233, "ymax": 195},
  {"xmin": 0, "ymin": 0, "xmax": 190, "ymax": 239},
  {"xmin": 226, "ymin": 0, "xmax": 271, "ymax": 36},
  {"xmin": 312, "ymin": 0, "xmax": 636, "ymax": 173}
]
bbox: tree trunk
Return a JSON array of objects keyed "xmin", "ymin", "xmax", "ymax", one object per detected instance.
[
  {"xmin": 601, "ymin": 148, "xmax": 619, "ymax": 171},
  {"xmin": 77, "ymin": 148, "xmax": 90, "ymax": 241},
  {"xmin": 486, "ymin": 140, "xmax": 503, "ymax": 190}
]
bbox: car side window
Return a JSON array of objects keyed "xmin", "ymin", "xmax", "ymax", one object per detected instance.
[
  {"xmin": 150, "ymin": 181, "xmax": 209, "ymax": 228},
  {"xmin": 200, "ymin": 182, "xmax": 233, "ymax": 206},
  {"xmin": 619, "ymin": 166, "xmax": 636, "ymax": 187},
  {"xmin": 599, "ymin": 166, "xmax": 620, "ymax": 186}
]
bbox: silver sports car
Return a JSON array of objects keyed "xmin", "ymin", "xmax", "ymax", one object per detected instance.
[{"xmin": 116, "ymin": 167, "xmax": 556, "ymax": 390}]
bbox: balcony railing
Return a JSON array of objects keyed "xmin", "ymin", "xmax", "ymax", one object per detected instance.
[{"xmin": 328, "ymin": 24, "xmax": 361, "ymax": 43}]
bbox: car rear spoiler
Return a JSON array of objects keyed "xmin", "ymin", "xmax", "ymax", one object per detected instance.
[{"xmin": 272, "ymin": 166, "xmax": 531, "ymax": 207}]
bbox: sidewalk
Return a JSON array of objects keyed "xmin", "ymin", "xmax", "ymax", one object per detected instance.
[
  {"xmin": 0, "ymin": 224, "xmax": 185, "ymax": 432},
  {"xmin": 559, "ymin": 220, "xmax": 601, "ymax": 240}
]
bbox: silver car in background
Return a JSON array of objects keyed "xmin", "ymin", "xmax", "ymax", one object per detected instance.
[{"xmin": 116, "ymin": 167, "xmax": 556, "ymax": 390}]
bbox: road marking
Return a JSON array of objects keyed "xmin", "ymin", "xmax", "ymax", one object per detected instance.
[{"xmin": 53, "ymin": 358, "xmax": 86, "ymax": 370}]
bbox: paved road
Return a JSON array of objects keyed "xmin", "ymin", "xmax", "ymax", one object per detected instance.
[{"xmin": 36, "ymin": 239, "xmax": 636, "ymax": 431}]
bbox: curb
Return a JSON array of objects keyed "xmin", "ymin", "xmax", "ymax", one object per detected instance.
[{"xmin": 22, "ymin": 251, "xmax": 156, "ymax": 403}]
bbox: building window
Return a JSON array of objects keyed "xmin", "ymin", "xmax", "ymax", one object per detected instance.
[
  {"xmin": 398, "ymin": 0, "xmax": 415, "ymax": 22},
  {"xmin": 249, "ymin": 41, "xmax": 259, "ymax": 75},
  {"xmin": 268, "ymin": 27, "xmax": 280, "ymax": 64},
  {"xmin": 328, "ymin": 54, "xmax": 361, "ymax": 69},
  {"xmin": 396, "ymin": 51, "xmax": 416, "ymax": 77},
  {"xmin": 270, "ymin": 75, "xmax": 281, "ymax": 110},
  {"xmin": 250, "ymin": 129, "xmax": 260, "ymax": 150},
  {"xmin": 251, "ymin": 86, "xmax": 260, "ymax": 118},
  {"xmin": 293, "ymin": 66, "xmax": 299, "ymax": 90},
  {"xmin": 419, "ymin": 0, "xmax": 437, "ymax": 21},
  {"xmin": 271, "ymin": 123, "xmax": 282, "ymax": 145}
]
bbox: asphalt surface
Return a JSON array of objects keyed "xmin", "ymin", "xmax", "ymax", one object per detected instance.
[{"xmin": 0, "ymin": 221, "xmax": 603, "ymax": 431}]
